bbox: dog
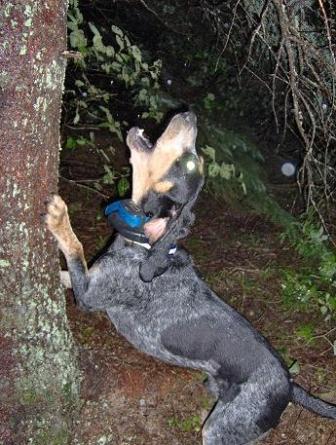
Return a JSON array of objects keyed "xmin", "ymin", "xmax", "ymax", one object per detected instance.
[{"xmin": 46, "ymin": 112, "xmax": 336, "ymax": 444}]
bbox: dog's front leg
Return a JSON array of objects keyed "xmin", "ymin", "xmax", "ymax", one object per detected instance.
[{"xmin": 45, "ymin": 195, "xmax": 90, "ymax": 308}]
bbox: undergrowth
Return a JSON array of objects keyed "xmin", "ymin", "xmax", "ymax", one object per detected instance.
[
  {"xmin": 198, "ymin": 115, "xmax": 292, "ymax": 227},
  {"xmin": 280, "ymin": 216, "xmax": 336, "ymax": 322}
]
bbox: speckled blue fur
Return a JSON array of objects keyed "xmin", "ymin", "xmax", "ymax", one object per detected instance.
[
  {"xmin": 65, "ymin": 233, "xmax": 304, "ymax": 445},
  {"xmin": 59, "ymin": 111, "xmax": 336, "ymax": 444}
]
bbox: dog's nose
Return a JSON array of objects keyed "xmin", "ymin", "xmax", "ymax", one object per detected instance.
[{"xmin": 181, "ymin": 111, "xmax": 197, "ymax": 125}]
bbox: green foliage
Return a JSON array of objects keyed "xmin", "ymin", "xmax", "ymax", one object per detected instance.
[
  {"xmin": 185, "ymin": 49, "xmax": 229, "ymax": 89},
  {"xmin": 281, "ymin": 270, "xmax": 318, "ymax": 306},
  {"xmin": 65, "ymin": 135, "xmax": 94, "ymax": 150},
  {"xmin": 65, "ymin": 2, "xmax": 163, "ymax": 141},
  {"xmin": 295, "ymin": 323, "xmax": 315, "ymax": 344},
  {"xmin": 281, "ymin": 218, "xmax": 330, "ymax": 261},
  {"xmin": 280, "ymin": 217, "xmax": 336, "ymax": 320},
  {"xmin": 203, "ymin": 93, "xmax": 216, "ymax": 110},
  {"xmin": 200, "ymin": 122, "xmax": 265, "ymax": 198},
  {"xmin": 199, "ymin": 119, "xmax": 290, "ymax": 224},
  {"xmin": 93, "ymin": 165, "xmax": 130, "ymax": 195},
  {"xmin": 0, "ymin": 259, "xmax": 10, "ymax": 268},
  {"xmin": 117, "ymin": 176, "xmax": 130, "ymax": 197},
  {"xmin": 167, "ymin": 415, "xmax": 202, "ymax": 433},
  {"xmin": 281, "ymin": 269, "xmax": 336, "ymax": 321},
  {"xmin": 276, "ymin": 346, "xmax": 300, "ymax": 375}
]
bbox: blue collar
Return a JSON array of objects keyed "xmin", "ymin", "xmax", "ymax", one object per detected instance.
[
  {"xmin": 105, "ymin": 199, "xmax": 150, "ymax": 244},
  {"xmin": 105, "ymin": 199, "xmax": 176, "ymax": 254},
  {"xmin": 105, "ymin": 200, "xmax": 150, "ymax": 228}
]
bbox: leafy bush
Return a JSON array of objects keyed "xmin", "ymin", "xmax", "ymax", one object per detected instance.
[
  {"xmin": 201, "ymin": 124, "xmax": 265, "ymax": 198},
  {"xmin": 281, "ymin": 217, "xmax": 336, "ymax": 320},
  {"xmin": 199, "ymin": 116, "xmax": 292, "ymax": 226},
  {"xmin": 65, "ymin": 0, "xmax": 163, "ymax": 139}
]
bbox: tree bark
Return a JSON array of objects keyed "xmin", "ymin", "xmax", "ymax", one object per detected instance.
[{"xmin": 0, "ymin": 1, "xmax": 80, "ymax": 443}]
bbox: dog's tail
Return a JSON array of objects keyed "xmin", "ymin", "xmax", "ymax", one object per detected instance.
[{"xmin": 291, "ymin": 383, "xmax": 336, "ymax": 419}]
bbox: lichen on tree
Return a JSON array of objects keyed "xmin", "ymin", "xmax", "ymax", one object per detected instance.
[{"xmin": 0, "ymin": 1, "xmax": 80, "ymax": 443}]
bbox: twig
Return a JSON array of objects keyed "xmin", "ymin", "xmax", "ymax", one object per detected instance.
[
  {"xmin": 274, "ymin": 0, "xmax": 309, "ymax": 146},
  {"xmin": 60, "ymin": 176, "xmax": 110, "ymax": 199},
  {"xmin": 139, "ymin": 0, "xmax": 189, "ymax": 36},
  {"xmin": 215, "ymin": 0, "xmax": 242, "ymax": 71},
  {"xmin": 312, "ymin": 326, "xmax": 336, "ymax": 340}
]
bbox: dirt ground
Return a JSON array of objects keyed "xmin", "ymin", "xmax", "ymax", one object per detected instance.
[{"xmin": 59, "ymin": 140, "xmax": 336, "ymax": 445}]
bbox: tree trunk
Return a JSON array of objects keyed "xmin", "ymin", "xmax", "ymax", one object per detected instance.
[{"xmin": 0, "ymin": 1, "xmax": 80, "ymax": 444}]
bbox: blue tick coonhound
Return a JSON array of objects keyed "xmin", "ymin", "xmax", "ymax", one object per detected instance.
[{"xmin": 46, "ymin": 112, "xmax": 336, "ymax": 444}]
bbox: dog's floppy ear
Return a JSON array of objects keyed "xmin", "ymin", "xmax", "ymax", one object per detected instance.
[
  {"xmin": 127, "ymin": 127, "xmax": 154, "ymax": 204},
  {"xmin": 139, "ymin": 183, "xmax": 202, "ymax": 282}
]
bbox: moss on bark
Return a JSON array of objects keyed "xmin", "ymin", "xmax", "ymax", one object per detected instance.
[{"xmin": 0, "ymin": 1, "xmax": 80, "ymax": 443}]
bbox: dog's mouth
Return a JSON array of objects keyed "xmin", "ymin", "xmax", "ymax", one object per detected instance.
[
  {"xmin": 143, "ymin": 217, "xmax": 168, "ymax": 244},
  {"xmin": 127, "ymin": 128, "xmax": 154, "ymax": 153},
  {"xmin": 127, "ymin": 112, "xmax": 197, "ymax": 155}
]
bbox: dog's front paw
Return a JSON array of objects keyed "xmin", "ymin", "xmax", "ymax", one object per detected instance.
[
  {"xmin": 45, "ymin": 195, "xmax": 69, "ymax": 237},
  {"xmin": 45, "ymin": 195, "xmax": 83, "ymax": 258}
]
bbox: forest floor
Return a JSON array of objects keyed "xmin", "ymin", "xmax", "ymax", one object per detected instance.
[{"xmin": 59, "ymin": 137, "xmax": 336, "ymax": 445}]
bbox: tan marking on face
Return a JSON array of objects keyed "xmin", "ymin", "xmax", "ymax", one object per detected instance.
[
  {"xmin": 152, "ymin": 180, "xmax": 174, "ymax": 194},
  {"xmin": 129, "ymin": 113, "xmax": 197, "ymax": 203},
  {"xmin": 198, "ymin": 156, "xmax": 204, "ymax": 174},
  {"xmin": 130, "ymin": 150, "xmax": 152, "ymax": 204},
  {"xmin": 148, "ymin": 148, "xmax": 182, "ymax": 182},
  {"xmin": 130, "ymin": 145, "xmax": 181, "ymax": 204}
]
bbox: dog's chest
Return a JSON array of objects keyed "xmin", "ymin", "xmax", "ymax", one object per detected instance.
[{"xmin": 106, "ymin": 305, "xmax": 163, "ymax": 354}]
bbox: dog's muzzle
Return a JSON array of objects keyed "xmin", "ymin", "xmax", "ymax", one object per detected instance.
[{"xmin": 105, "ymin": 199, "xmax": 150, "ymax": 243}]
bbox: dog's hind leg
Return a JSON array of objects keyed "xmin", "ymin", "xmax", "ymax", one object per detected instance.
[
  {"xmin": 202, "ymin": 374, "xmax": 289, "ymax": 445},
  {"xmin": 202, "ymin": 398, "xmax": 263, "ymax": 445},
  {"xmin": 46, "ymin": 195, "xmax": 90, "ymax": 304},
  {"xmin": 203, "ymin": 374, "xmax": 220, "ymax": 399}
]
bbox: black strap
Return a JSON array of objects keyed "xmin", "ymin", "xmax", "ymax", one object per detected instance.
[{"xmin": 107, "ymin": 213, "xmax": 149, "ymax": 243}]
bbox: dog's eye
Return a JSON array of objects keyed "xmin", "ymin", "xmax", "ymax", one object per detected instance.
[
  {"xmin": 178, "ymin": 153, "xmax": 198, "ymax": 174},
  {"xmin": 185, "ymin": 159, "xmax": 197, "ymax": 172}
]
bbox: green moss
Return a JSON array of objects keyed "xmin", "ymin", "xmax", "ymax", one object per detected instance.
[
  {"xmin": 19, "ymin": 45, "xmax": 27, "ymax": 55},
  {"xmin": 1, "ymin": 179, "xmax": 80, "ymax": 442},
  {"xmin": 3, "ymin": 3, "xmax": 14, "ymax": 18},
  {"xmin": 19, "ymin": 384, "xmax": 40, "ymax": 406},
  {"xmin": 0, "ymin": 259, "xmax": 10, "ymax": 267},
  {"xmin": 29, "ymin": 420, "xmax": 70, "ymax": 445}
]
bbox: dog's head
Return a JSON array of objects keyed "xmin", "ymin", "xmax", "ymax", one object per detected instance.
[{"xmin": 126, "ymin": 112, "xmax": 204, "ymax": 281}]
